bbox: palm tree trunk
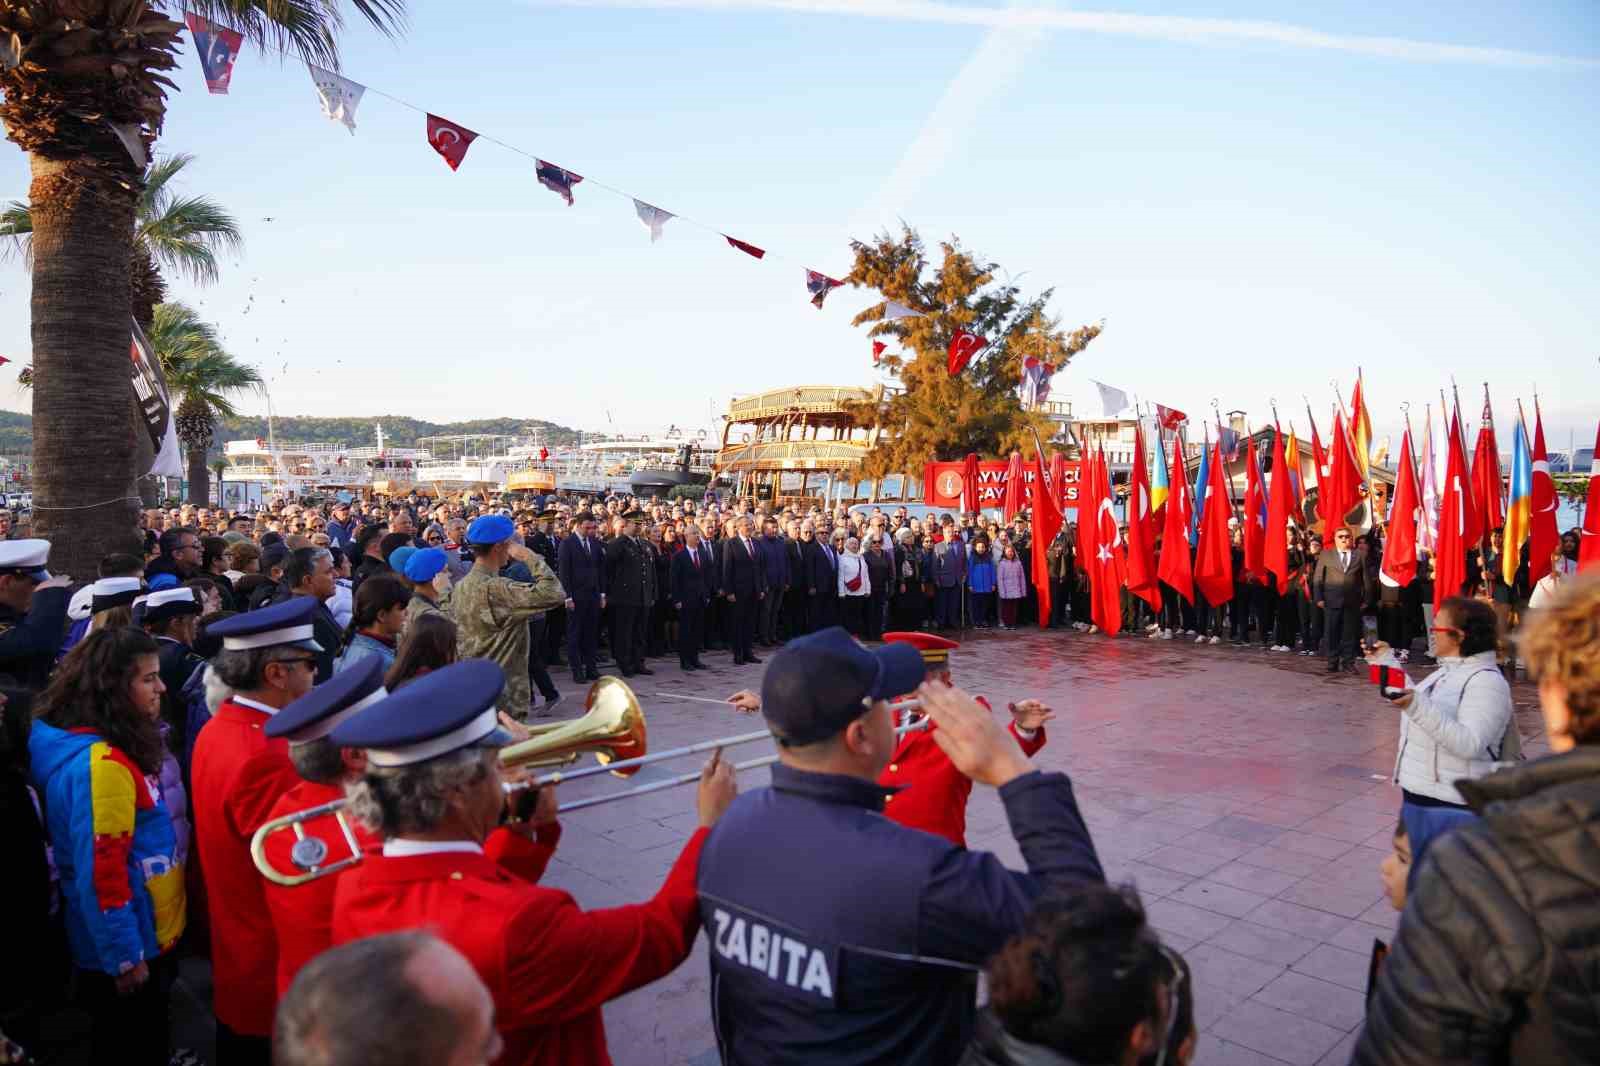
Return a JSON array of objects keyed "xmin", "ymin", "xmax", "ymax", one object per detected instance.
[
  {"xmin": 27, "ymin": 154, "xmax": 142, "ymax": 579},
  {"xmin": 187, "ymin": 442, "xmax": 211, "ymax": 506}
]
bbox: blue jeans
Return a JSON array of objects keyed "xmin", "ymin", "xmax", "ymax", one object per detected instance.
[{"xmin": 1400, "ymin": 798, "xmax": 1478, "ymax": 891}]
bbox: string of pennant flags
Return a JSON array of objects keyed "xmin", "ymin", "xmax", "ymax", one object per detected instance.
[
  {"xmin": 179, "ymin": 12, "xmax": 1028, "ymax": 387},
  {"xmin": 181, "ymin": 12, "xmax": 873, "ymax": 315}
]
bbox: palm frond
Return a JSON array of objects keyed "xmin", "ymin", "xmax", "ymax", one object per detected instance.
[
  {"xmin": 138, "ymin": 194, "xmax": 244, "ymax": 286},
  {"xmin": 149, "ymin": 302, "xmax": 263, "ymax": 422},
  {"xmin": 139, "ymin": 153, "xmax": 196, "ymax": 216},
  {"xmin": 184, "ymin": 1, "xmax": 407, "ymax": 69},
  {"xmin": 0, "ymin": 200, "xmax": 34, "ymax": 268}
]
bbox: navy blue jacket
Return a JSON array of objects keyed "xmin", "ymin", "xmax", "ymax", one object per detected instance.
[
  {"xmin": 670, "ymin": 543, "xmax": 716, "ymax": 607},
  {"xmin": 800, "ymin": 539, "xmax": 837, "ymax": 602},
  {"xmin": 556, "ymin": 532, "xmax": 606, "ymax": 603},
  {"xmin": 757, "ymin": 535, "xmax": 791, "ymax": 589},
  {"xmin": 698, "ymin": 765, "xmax": 1103, "ymax": 1066}
]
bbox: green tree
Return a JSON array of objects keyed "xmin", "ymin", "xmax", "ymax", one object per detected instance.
[
  {"xmin": 846, "ymin": 225, "xmax": 1102, "ymax": 478},
  {"xmin": 147, "ymin": 302, "xmax": 262, "ymax": 504},
  {"xmin": 0, "ymin": 1, "xmax": 403, "ymax": 578}
]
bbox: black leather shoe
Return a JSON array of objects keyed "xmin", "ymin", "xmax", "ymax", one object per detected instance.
[
  {"xmin": 636, "ymin": 665, "xmax": 654, "ymax": 675},
  {"xmin": 1326, "ymin": 660, "xmax": 1340, "ymax": 673},
  {"xmin": 572, "ymin": 675, "xmax": 587, "ymax": 687},
  {"xmin": 586, "ymin": 669, "xmax": 600, "ymax": 682},
  {"xmin": 746, "ymin": 655, "xmax": 763, "ymax": 665}
]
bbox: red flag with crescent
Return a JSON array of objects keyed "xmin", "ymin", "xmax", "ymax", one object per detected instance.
[
  {"xmin": 539, "ymin": 447, "xmax": 550, "ymax": 462},
  {"xmin": 1527, "ymin": 402, "xmax": 1559, "ymax": 583},
  {"xmin": 426, "ymin": 114, "xmax": 478, "ymax": 171},
  {"xmin": 1086, "ymin": 446, "xmax": 1126, "ymax": 635},
  {"xmin": 1580, "ymin": 420, "xmax": 1600, "ymax": 573},
  {"xmin": 871, "ymin": 341, "xmax": 886, "ymax": 364},
  {"xmin": 725, "ymin": 235, "xmax": 766, "ymax": 259},
  {"xmin": 947, "ymin": 330, "xmax": 988, "ymax": 376}
]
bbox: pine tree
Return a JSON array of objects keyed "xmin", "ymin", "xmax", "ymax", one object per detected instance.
[{"xmin": 846, "ymin": 225, "xmax": 1101, "ymax": 478}]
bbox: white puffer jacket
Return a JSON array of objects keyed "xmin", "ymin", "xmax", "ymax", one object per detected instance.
[{"xmin": 1391, "ymin": 650, "xmax": 1514, "ymax": 805}]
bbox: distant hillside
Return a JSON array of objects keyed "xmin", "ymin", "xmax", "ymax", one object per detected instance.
[{"xmin": 0, "ymin": 411, "xmax": 582, "ymax": 458}]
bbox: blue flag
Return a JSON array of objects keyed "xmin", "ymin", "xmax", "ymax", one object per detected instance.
[
  {"xmin": 1191, "ymin": 436, "xmax": 1210, "ymax": 548},
  {"xmin": 185, "ymin": 13, "xmax": 242, "ymax": 95}
]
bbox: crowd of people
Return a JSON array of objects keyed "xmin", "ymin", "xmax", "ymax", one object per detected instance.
[{"xmin": 0, "ymin": 484, "xmax": 1594, "ymax": 1066}]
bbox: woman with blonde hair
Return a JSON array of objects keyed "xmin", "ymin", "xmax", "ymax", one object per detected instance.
[{"xmin": 1356, "ymin": 573, "xmax": 1600, "ymax": 1065}]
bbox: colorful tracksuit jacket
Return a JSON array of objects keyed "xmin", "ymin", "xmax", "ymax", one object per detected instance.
[{"xmin": 28, "ymin": 720, "xmax": 186, "ymax": 975}]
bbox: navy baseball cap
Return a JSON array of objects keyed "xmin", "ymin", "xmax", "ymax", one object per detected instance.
[
  {"xmin": 760, "ymin": 626, "xmax": 926, "ymax": 746},
  {"xmin": 267, "ymin": 655, "xmax": 387, "ymax": 743},
  {"xmin": 329, "ymin": 659, "xmax": 513, "ymax": 767}
]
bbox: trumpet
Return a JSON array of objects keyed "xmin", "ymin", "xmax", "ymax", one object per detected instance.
[{"xmin": 250, "ymin": 677, "xmax": 929, "ymax": 885}]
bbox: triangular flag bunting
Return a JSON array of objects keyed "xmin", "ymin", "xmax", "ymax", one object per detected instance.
[
  {"xmin": 882, "ymin": 300, "xmax": 924, "ymax": 321},
  {"xmin": 425, "ymin": 114, "xmax": 478, "ymax": 170},
  {"xmin": 634, "ymin": 200, "xmax": 674, "ymax": 242},
  {"xmin": 184, "ymin": 12, "xmax": 243, "ymax": 95},
  {"xmin": 309, "ymin": 64, "xmax": 364, "ymax": 134},
  {"xmin": 871, "ymin": 341, "xmax": 886, "ymax": 365},
  {"xmin": 725, "ymin": 235, "xmax": 765, "ymax": 259},
  {"xmin": 536, "ymin": 159, "xmax": 583, "ymax": 206},
  {"xmin": 947, "ymin": 330, "xmax": 988, "ymax": 376},
  {"xmin": 806, "ymin": 270, "xmax": 844, "ymax": 309}
]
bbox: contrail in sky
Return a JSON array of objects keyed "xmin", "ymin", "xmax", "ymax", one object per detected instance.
[{"xmin": 532, "ymin": 0, "xmax": 1598, "ymax": 70}]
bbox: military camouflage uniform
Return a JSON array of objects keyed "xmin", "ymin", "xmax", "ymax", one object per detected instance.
[
  {"xmin": 404, "ymin": 588, "xmax": 449, "ymax": 634},
  {"xmin": 447, "ymin": 556, "xmax": 566, "ymax": 716}
]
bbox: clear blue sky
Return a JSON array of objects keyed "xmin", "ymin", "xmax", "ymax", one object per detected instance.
[{"xmin": 2, "ymin": 1, "xmax": 1596, "ymax": 449}]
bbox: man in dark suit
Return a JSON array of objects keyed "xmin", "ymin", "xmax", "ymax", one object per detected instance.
[
  {"xmin": 605, "ymin": 510, "xmax": 655, "ymax": 677},
  {"xmin": 528, "ymin": 509, "xmax": 565, "ymax": 667},
  {"xmin": 720, "ymin": 514, "xmax": 767, "ymax": 665},
  {"xmin": 557, "ymin": 513, "xmax": 605, "ymax": 684},
  {"xmin": 782, "ymin": 518, "xmax": 810, "ymax": 638},
  {"xmin": 798, "ymin": 518, "xmax": 838, "ymax": 632},
  {"xmin": 670, "ymin": 524, "xmax": 715, "ymax": 670},
  {"xmin": 1312, "ymin": 525, "xmax": 1372, "ymax": 672}
]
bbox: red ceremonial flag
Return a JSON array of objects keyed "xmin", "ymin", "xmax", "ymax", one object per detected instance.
[
  {"xmin": 1242, "ymin": 435, "xmax": 1267, "ymax": 582},
  {"xmin": 1320, "ymin": 411, "xmax": 1362, "ymax": 532},
  {"xmin": 1125, "ymin": 424, "xmax": 1160, "ymax": 610},
  {"xmin": 1580, "ymin": 421, "xmax": 1600, "ymax": 573},
  {"xmin": 425, "ymin": 114, "xmax": 478, "ymax": 170},
  {"xmin": 1194, "ymin": 439, "xmax": 1234, "ymax": 606},
  {"xmin": 724, "ymin": 235, "xmax": 766, "ymax": 259},
  {"xmin": 1002, "ymin": 452, "xmax": 1025, "ymax": 521},
  {"xmin": 1157, "ymin": 429, "xmax": 1194, "ymax": 603},
  {"xmin": 947, "ymin": 330, "xmax": 987, "ymax": 376},
  {"xmin": 1527, "ymin": 401, "xmax": 1560, "ymax": 583},
  {"xmin": 538, "ymin": 446, "xmax": 550, "ymax": 463},
  {"xmin": 1049, "ymin": 451, "xmax": 1066, "ymax": 508},
  {"xmin": 1029, "ymin": 449, "xmax": 1062, "ymax": 629},
  {"xmin": 1154, "ymin": 404, "xmax": 1187, "ymax": 431},
  {"xmin": 1265, "ymin": 426, "xmax": 1293, "ymax": 594},
  {"xmin": 1381, "ymin": 426, "xmax": 1420, "ymax": 588},
  {"xmin": 1453, "ymin": 397, "xmax": 1482, "ymax": 553},
  {"xmin": 1086, "ymin": 446, "xmax": 1126, "ymax": 635},
  {"xmin": 871, "ymin": 341, "xmax": 886, "ymax": 365},
  {"xmin": 1434, "ymin": 405, "xmax": 1473, "ymax": 612},
  {"xmin": 1306, "ymin": 406, "xmax": 1329, "ymax": 487},
  {"xmin": 1470, "ymin": 389, "xmax": 1503, "ymax": 542},
  {"xmin": 0, "ymin": 355, "xmax": 9, "ymax": 366},
  {"xmin": 959, "ymin": 452, "xmax": 981, "ymax": 514}
]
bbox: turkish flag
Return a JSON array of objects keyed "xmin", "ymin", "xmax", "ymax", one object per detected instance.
[
  {"xmin": 725, "ymin": 235, "xmax": 766, "ymax": 259},
  {"xmin": 1265, "ymin": 426, "xmax": 1293, "ymax": 594},
  {"xmin": 1470, "ymin": 400, "xmax": 1503, "ymax": 542},
  {"xmin": 1086, "ymin": 446, "xmax": 1126, "ymax": 635},
  {"xmin": 426, "ymin": 114, "xmax": 478, "ymax": 171},
  {"xmin": 1381, "ymin": 427, "xmax": 1419, "ymax": 589},
  {"xmin": 1002, "ymin": 452, "xmax": 1025, "ymax": 522},
  {"xmin": 1580, "ymin": 421, "xmax": 1600, "ymax": 573},
  {"xmin": 1434, "ymin": 406, "xmax": 1473, "ymax": 612},
  {"xmin": 871, "ymin": 341, "xmax": 886, "ymax": 364},
  {"xmin": 1029, "ymin": 449, "xmax": 1062, "ymax": 629},
  {"xmin": 1125, "ymin": 423, "xmax": 1160, "ymax": 610},
  {"xmin": 1320, "ymin": 411, "xmax": 1362, "ymax": 533},
  {"xmin": 959, "ymin": 452, "xmax": 981, "ymax": 514},
  {"xmin": 1308, "ymin": 410, "xmax": 1328, "ymax": 487},
  {"xmin": 1194, "ymin": 439, "xmax": 1234, "ymax": 606},
  {"xmin": 947, "ymin": 330, "xmax": 988, "ymax": 376},
  {"xmin": 539, "ymin": 447, "xmax": 549, "ymax": 462},
  {"xmin": 1527, "ymin": 403, "xmax": 1559, "ymax": 583},
  {"xmin": 1157, "ymin": 429, "xmax": 1194, "ymax": 603},
  {"xmin": 1242, "ymin": 436, "xmax": 1267, "ymax": 583},
  {"xmin": 1154, "ymin": 404, "xmax": 1187, "ymax": 430}
]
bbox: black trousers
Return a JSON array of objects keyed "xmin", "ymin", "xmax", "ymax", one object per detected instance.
[
  {"xmin": 78, "ymin": 954, "xmax": 176, "ymax": 1066},
  {"xmin": 730, "ymin": 593, "xmax": 759, "ymax": 660},
  {"xmin": 613, "ymin": 603, "xmax": 646, "ymax": 671},
  {"xmin": 215, "ymin": 1019, "xmax": 272, "ymax": 1066},
  {"xmin": 679, "ymin": 601, "xmax": 705, "ymax": 666},
  {"xmin": 808, "ymin": 591, "xmax": 839, "ymax": 632},
  {"xmin": 1324, "ymin": 602, "xmax": 1361, "ymax": 664},
  {"xmin": 544, "ymin": 604, "xmax": 566, "ymax": 665},
  {"xmin": 567, "ymin": 597, "xmax": 600, "ymax": 676},
  {"xmin": 759, "ymin": 586, "xmax": 784, "ymax": 644},
  {"xmin": 527, "ymin": 615, "xmax": 559, "ymax": 701},
  {"xmin": 1252, "ymin": 584, "xmax": 1278, "ymax": 646},
  {"xmin": 783, "ymin": 588, "xmax": 809, "ymax": 638}
]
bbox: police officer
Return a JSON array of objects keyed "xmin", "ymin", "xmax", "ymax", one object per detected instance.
[
  {"xmin": 448, "ymin": 514, "xmax": 566, "ymax": 719},
  {"xmin": 698, "ymin": 627, "xmax": 1104, "ymax": 1065},
  {"xmin": 329, "ymin": 659, "xmax": 736, "ymax": 1066},
  {"xmin": 141, "ymin": 586, "xmax": 205, "ymax": 753},
  {"xmin": 0, "ymin": 539, "xmax": 72, "ymax": 690},
  {"xmin": 604, "ymin": 509, "xmax": 654, "ymax": 677}
]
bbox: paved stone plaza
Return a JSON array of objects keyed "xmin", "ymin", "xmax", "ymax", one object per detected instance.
[{"xmin": 543, "ymin": 628, "xmax": 1550, "ymax": 1066}]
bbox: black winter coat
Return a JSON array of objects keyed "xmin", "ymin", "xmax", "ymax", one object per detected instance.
[{"xmin": 1353, "ymin": 746, "xmax": 1600, "ymax": 1066}]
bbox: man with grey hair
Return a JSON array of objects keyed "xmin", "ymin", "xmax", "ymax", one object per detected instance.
[
  {"xmin": 330, "ymin": 659, "xmax": 736, "ymax": 1065},
  {"xmin": 274, "ymin": 932, "xmax": 500, "ymax": 1066},
  {"xmin": 281, "ymin": 545, "xmax": 343, "ymax": 682}
]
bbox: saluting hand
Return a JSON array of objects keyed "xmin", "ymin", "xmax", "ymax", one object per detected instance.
[
  {"xmin": 697, "ymin": 748, "xmax": 738, "ymax": 827},
  {"xmin": 1008, "ymin": 699, "xmax": 1055, "ymax": 732},
  {"xmin": 917, "ymin": 681, "xmax": 1032, "ymax": 789}
]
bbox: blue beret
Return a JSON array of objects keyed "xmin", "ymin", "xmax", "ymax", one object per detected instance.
[
  {"xmin": 147, "ymin": 572, "xmax": 179, "ymax": 591},
  {"xmin": 267, "ymin": 656, "xmax": 386, "ymax": 742},
  {"xmin": 403, "ymin": 547, "xmax": 448, "ymax": 583},
  {"xmin": 207, "ymin": 596, "xmax": 324, "ymax": 653},
  {"xmin": 465, "ymin": 514, "xmax": 514, "ymax": 546},
  {"xmin": 388, "ymin": 545, "xmax": 418, "ymax": 576},
  {"xmin": 329, "ymin": 659, "xmax": 510, "ymax": 767}
]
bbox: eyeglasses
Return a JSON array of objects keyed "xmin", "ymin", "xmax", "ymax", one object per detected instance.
[{"xmin": 275, "ymin": 656, "xmax": 320, "ymax": 671}]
